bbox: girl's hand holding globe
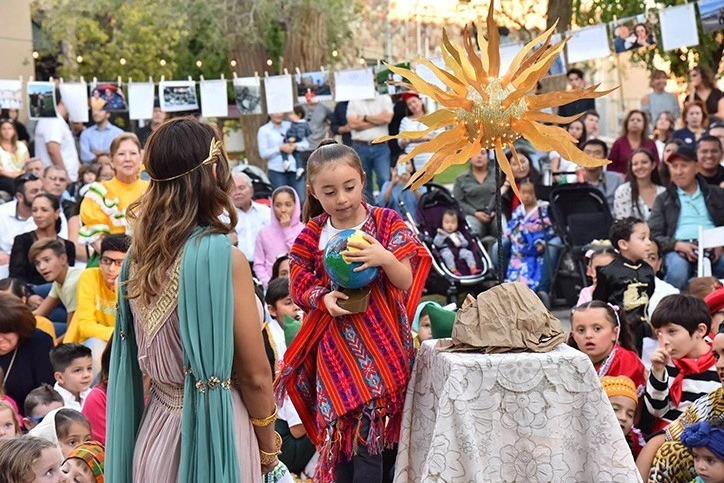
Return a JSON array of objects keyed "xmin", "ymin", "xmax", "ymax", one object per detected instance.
[{"xmin": 344, "ymin": 232, "xmax": 394, "ymax": 273}]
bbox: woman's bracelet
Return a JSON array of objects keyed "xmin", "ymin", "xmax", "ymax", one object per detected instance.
[
  {"xmin": 259, "ymin": 431, "xmax": 283, "ymax": 466},
  {"xmin": 251, "ymin": 405, "xmax": 278, "ymax": 427}
]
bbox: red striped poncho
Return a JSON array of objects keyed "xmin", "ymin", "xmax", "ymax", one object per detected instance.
[{"xmin": 275, "ymin": 205, "xmax": 431, "ymax": 482}]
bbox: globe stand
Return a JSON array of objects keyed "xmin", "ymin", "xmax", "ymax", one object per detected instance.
[{"xmin": 338, "ymin": 287, "xmax": 371, "ymax": 314}]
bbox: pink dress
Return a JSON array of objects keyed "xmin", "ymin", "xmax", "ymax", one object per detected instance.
[{"xmin": 129, "ymin": 268, "xmax": 262, "ymax": 483}]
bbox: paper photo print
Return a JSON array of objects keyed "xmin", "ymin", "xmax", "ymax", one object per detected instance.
[
  {"xmin": 611, "ymin": 13, "xmax": 658, "ymax": 53},
  {"xmin": 27, "ymin": 81, "xmax": 57, "ymax": 119},
  {"xmin": 90, "ymin": 82, "xmax": 128, "ymax": 111},
  {"xmin": 0, "ymin": 80, "xmax": 23, "ymax": 110},
  {"xmin": 159, "ymin": 81, "xmax": 199, "ymax": 112},
  {"xmin": 699, "ymin": 0, "xmax": 724, "ymax": 34},
  {"xmin": 295, "ymin": 71, "xmax": 332, "ymax": 103},
  {"xmin": 233, "ymin": 77, "xmax": 263, "ymax": 115}
]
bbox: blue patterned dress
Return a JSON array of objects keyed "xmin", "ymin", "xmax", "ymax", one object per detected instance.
[{"xmin": 505, "ymin": 202, "xmax": 554, "ymax": 291}]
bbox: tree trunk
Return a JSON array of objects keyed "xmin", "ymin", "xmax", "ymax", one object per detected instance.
[{"xmin": 282, "ymin": 6, "xmax": 327, "ymax": 72}]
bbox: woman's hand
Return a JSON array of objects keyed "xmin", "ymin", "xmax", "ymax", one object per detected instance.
[
  {"xmin": 346, "ymin": 234, "xmax": 395, "ymax": 272},
  {"xmin": 474, "ymin": 210, "xmax": 495, "ymax": 224},
  {"xmin": 278, "ymin": 212, "xmax": 291, "ymax": 228},
  {"xmin": 323, "ymin": 291, "xmax": 352, "ymax": 317},
  {"xmin": 261, "ymin": 458, "xmax": 279, "ymax": 475}
]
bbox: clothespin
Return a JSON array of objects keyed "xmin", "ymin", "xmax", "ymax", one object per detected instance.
[
  {"xmin": 59, "ymin": 77, "xmax": 64, "ymax": 84},
  {"xmin": 148, "ymin": 76, "xmax": 153, "ymax": 84},
  {"xmin": 18, "ymin": 75, "xmax": 23, "ymax": 84},
  {"xmin": 161, "ymin": 75, "xmax": 165, "ymax": 83},
  {"xmin": 200, "ymin": 75, "xmax": 205, "ymax": 82},
  {"xmin": 80, "ymin": 76, "xmax": 85, "ymax": 84},
  {"xmin": 233, "ymin": 72, "xmax": 238, "ymax": 80},
  {"xmin": 28, "ymin": 76, "xmax": 34, "ymax": 82},
  {"xmin": 93, "ymin": 77, "xmax": 98, "ymax": 86},
  {"xmin": 128, "ymin": 77, "xmax": 133, "ymax": 84},
  {"xmin": 283, "ymin": 68, "xmax": 289, "ymax": 75},
  {"xmin": 295, "ymin": 67, "xmax": 302, "ymax": 76},
  {"xmin": 254, "ymin": 71, "xmax": 259, "ymax": 81},
  {"xmin": 320, "ymin": 66, "xmax": 325, "ymax": 73},
  {"xmin": 117, "ymin": 76, "xmax": 122, "ymax": 87},
  {"xmin": 220, "ymin": 73, "xmax": 225, "ymax": 80},
  {"xmin": 188, "ymin": 75, "xmax": 193, "ymax": 82},
  {"xmin": 264, "ymin": 71, "xmax": 269, "ymax": 78}
]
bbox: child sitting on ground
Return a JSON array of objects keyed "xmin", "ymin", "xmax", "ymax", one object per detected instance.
[
  {"xmin": 645, "ymin": 294, "xmax": 720, "ymax": 432},
  {"xmin": 411, "ymin": 301, "xmax": 436, "ymax": 349},
  {"xmin": 82, "ymin": 339, "xmax": 112, "ymax": 444},
  {"xmin": 504, "ymin": 179, "xmax": 555, "ymax": 292},
  {"xmin": 593, "ymin": 216, "xmax": 655, "ymax": 353},
  {"xmin": 0, "ymin": 401, "xmax": 21, "ymax": 440},
  {"xmin": 29, "ymin": 407, "xmax": 92, "ymax": 457},
  {"xmin": 601, "ymin": 376, "xmax": 646, "ymax": 459},
  {"xmin": 22, "ymin": 384, "xmax": 64, "ymax": 431},
  {"xmin": 680, "ymin": 419, "xmax": 724, "ymax": 483},
  {"xmin": 570, "ymin": 301, "xmax": 646, "ymax": 390},
  {"xmin": 0, "ymin": 435, "xmax": 63, "ymax": 482},
  {"xmin": 50, "ymin": 343, "xmax": 93, "ymax": 410},
  {"xmin": 262, "ymin": 277, "xmax": 300, "ymax": 376},
  {"xmin": 434, "ymin": 209, "xmax": 480, "ymax": 276},
  {"xmin": 60, "ymin": 441, "xmax": 105, "ymax": 483}
]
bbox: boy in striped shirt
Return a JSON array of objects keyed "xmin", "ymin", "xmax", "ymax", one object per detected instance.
[{"xmin": 645, "ymin": 294, "xmax": 720, "ymax": 432}]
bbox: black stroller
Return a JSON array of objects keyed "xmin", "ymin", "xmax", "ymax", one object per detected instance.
[
  {"xmin": 400, "ymin": 183, "xmax": 494, "ymax": 304},
  {"xmin": 547, "ymin": 183, "xmax": 613, "ymax": 306}
]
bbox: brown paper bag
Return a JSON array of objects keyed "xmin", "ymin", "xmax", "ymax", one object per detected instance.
[{"xmin": 441, "ymin": 282, "xmax": 565, "ymax": 353}]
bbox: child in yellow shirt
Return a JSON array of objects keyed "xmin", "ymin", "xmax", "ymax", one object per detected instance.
[{"xmin": 65, "ymin": 234, "xmax": 129, "ymax": 375}]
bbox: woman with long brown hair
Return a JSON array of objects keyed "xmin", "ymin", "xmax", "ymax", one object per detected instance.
[
  {"xmin": 106, "ymin": 118, "xmax": 280, "ymax": 482},
  {"xmin": 608, "ymin": 109, "xmax": 659, "ymax": 175},
  {"xmin": 685, "ymin": 66, "xmax": 724, "ymax": 120}
]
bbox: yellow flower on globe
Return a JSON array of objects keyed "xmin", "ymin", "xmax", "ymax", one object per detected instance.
[{"xmin": 374, "ymin": 1, "xmax": 617, "ymax": 197}]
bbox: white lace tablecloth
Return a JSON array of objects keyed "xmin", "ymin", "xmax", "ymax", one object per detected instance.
[{"xmin": 394, "ymin": 341, "xmax": 642, "ymax": 483}]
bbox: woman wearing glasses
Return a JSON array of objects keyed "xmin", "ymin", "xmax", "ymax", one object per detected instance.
[{"xmin": 79, "ymin": 133, "xmax": 148, "ymax": 262}]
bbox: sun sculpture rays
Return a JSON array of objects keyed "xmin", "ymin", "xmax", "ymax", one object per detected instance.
[{"xmin": 374, "ymin": 2, "xmax": 617, "ymax": 196}]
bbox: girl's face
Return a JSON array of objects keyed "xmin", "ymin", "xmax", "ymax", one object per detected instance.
[
  {"xmin": 0, "ymin": 407, "xmax": 17, "ymax": 440},
  {"xmin": 418, "ymin": 314, "xmax": 432, "ymax": 342},
  {"xmin": 31, "ymin": 447, "xmax": 63, "ymax": 483},
  {"xmin": 609, "ymin": 395, "xmax": 636, "ymax": 436},
  {"xmin": 58, "ymin": 422, "xmax": 92, "ymax": 458},
  {"xmin": 310, "ymin": 161, "xmax": 366, "ymax": 227},
  {"xmin": 686, "ymin": 106, "xmax": 704, "ymax": 128},
  {"xmin": 60, "ymin": 458, "xmax": 94, "ymax": 483},
  {"xmin": 567, "ymin": 121, "xmax": 584, "ymax": 140},
  {"xmin": 405, "ymin": 96, "xmax": 424, "ymax": 115},
  {"xmin": 277, "ymin": 259, "xmax": 290, "ymax": 279},
  {"xmin": 692, "ymin": 446, "xmax": 724, "ymax": 483},
  {"xmin": 627, "ymin": 113, "xmax": 645, "ymax": 133},
  {"xmin": 571, "ymin": 308, "xmax": 618, "ymax": 362},
  {"xmin": 0, "ymin": 122, "xmax": 14, "ymax": 141},
  {"xmin": 98, "ymin": 164, "xmax": 114, "ymax": 181},
  {"xmin": 518, "ymin": 183, "xmax": 537, "ymax": 207},
  {"xmin": 273, "ymin": 191, "xmax": 295, "ymax": 223},
  {"xmin": 112, "ymin": 139, "xmax": 142, "ymax": 180},
  {"xmin": 655, "ymin": 114, "xmax": 672, "ymax": 132},
  {"xmin": 663, "ymin": 143, "xmax": 679, "ymax": 162},
  {"xmin": 81, "ymin": 171, "xmax": 96, "ymax": 185},
  {"xmin": 630, "ymin": 152, "xmax": 655, "ymax": 181},
  {"xmin": 511, "ymin": 154, "xmax": 531, "ymax": 179},
  {"xmin": 32, "ymin": 197, "xmax": 59, "ymax": 230}
]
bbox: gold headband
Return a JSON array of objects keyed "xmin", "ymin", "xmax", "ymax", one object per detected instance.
[{"xmin": 149, "ymin": 138, "xmax": 223, "ymax": 182}]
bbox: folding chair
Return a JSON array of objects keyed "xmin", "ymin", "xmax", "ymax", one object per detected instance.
[{"xmin": 697, "ymin": 225, "xmax": 724, "ymax": 276}]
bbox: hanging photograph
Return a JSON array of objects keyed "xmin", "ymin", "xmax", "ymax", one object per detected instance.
[
  {"xmin": 334, "ymin": 68, "xmax": 375, "ymax": 102},
  {"xmin": 611, "ymin": 13, "xmax": 658, "ymax": 54},
  {"xmin": 699, "ymin": 0, "xmax": 724, "ymax": 34},
  {"xmin": 263, "ymin": 75, "xmax": 294, "ymax": 115},
  {"xmin": 159, "ymin": 80, "xmax": 199, "ymax": 112},
  {"xmin": 233, "ymin": 76, "xmax": 263, "ymax": 115},
  {"xmin": 128, "ymin": 82, "xmax": 155, "ymax": 120},
  {"xmin": 27, "ymin": 81, "xmax": 57, "ymax": 119},
  {"xmin": 660, "ymin": 3, "xmax": 700, "ymax": 51},
  {"xmin": 295, "ymin": 71, "xmax": 332, "ymax": 103},
  {"xmin": 566, "ymin": 24, "xmax": 612, "ymax": 64},
  {"xmin": 90, "ymin": 82, "xmax": 128, "ymax": 111},
  {"xmin": 0, "ymin": 80, "xmax": 22, "ymax": 110},
  {"xmin": 199, "ymin": 79, "xmax": 229, "ymax": 118},
  {"xmin": 375, "ymin": 62, "xmax": 410, "ymax": 95},
  {"xmin": 58, "ymin": 82, "xmax": 89, "ymax": 123}
]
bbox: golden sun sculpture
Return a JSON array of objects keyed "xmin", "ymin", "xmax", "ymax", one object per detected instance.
[{"xmin": 373, "ymin": 2, "xmax": 617, "ymax": 196}]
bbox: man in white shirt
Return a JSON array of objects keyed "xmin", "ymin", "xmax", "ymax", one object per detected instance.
[
  {"xmin": 232, "ymin": 172, "xmax": 270, "ymax": 264},
  {"xmin": 0, "ymin": 173, "xmax": 69, "ymax": 278},
  {"xmin": 347, "ymin": 93, "xmax": 394, "ymax": 202},
  {"xmin": 35, "ymin": 90, "xmax": 80, "ymax": 182}
]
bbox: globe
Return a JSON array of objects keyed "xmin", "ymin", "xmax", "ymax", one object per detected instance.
[{"xmin": 323, "ymin": 229, "xmax": 380, "ymax": 289}]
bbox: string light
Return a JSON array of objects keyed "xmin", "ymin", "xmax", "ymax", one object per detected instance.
[
  {"xmin": 160, "ymin": 59, "xmax": 167, "ymax": 66},
  {"xmin": 359, "ymin": 58, "xmax": 366, "ymax": 65},
  {"xmin": 32, "ymin": 51, "xmax": 39, "ymax": 59},
  {"xmin": 120, "ymin": 57, "xmax": 127, "ymax": 65},
  {"xmin": 332, "ymin": 50, "xmax": 338, "ymax": 58},
  {"xmin": 266, "ymin": 59, "xmax": 273, "ymax": 66},
  {"xmin": 196, "ymin": 60, "xmax": 203, "ymax": 68},
  {"xmin": 76, "ymin": 55, "xmax": 83, "ymax": 63},
  {"xmin": 230, "ymin": 59, "xmax": 237, "ymax": 67}
]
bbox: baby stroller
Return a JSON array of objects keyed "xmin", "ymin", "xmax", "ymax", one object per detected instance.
[
  {"xmin": 400, "ymin": 183, "xmax": 494, "ymax": 304},
  {"xmin": 548, "ymin": 183, "xmax": 613, "ymax": 306},
  {"xmin": 233, "ymin": 163, "xmax": 274, "ymax": 205}
]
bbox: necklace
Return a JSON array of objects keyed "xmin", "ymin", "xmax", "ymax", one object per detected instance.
[
  {"xmin": 2, "ymin": 348, "xmax": 18, "ymax": 384},
  {"xmin": 596, "ymin": 345, "xmax": 617, "ymax": 378}
]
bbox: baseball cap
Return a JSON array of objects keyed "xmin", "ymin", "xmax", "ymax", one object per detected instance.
[{"xmin": 668, "ymin": 144, "xmax": 697, "ymax": 163}]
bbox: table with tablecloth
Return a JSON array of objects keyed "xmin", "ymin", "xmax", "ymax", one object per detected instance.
[{"xmin": 394, "ymin": 340, "xmax": 642, "ymax": 483}]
